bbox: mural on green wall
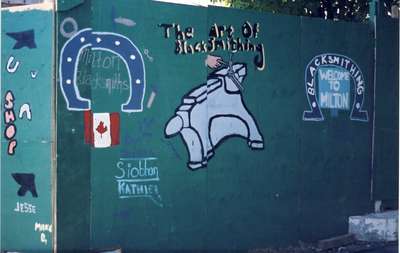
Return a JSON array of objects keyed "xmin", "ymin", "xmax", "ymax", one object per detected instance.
[
  {"xmin": 164, "ymin": 56, "xmax": 264, "ymax": 170},
  {"xmin": 59, "ymin": 28, "xmax": 147, "ymax": 148},
  {"xmin": 159, "ymin": 21, "xmax": 265, "ymax": 70},
  {"xmin": 3, "ymin": 90, "xmax": 17, "ymax": 155},
  {"xmin": 50, "ymin": 0, "xmax": 400, "ymax": 251},
  {"xmin": 2, "ymin": 8, "xmax": 53, "ymax": 250},
  {"xmin": 57, "ymin": 13, "xmax": 166, "ymax": 207},
  {"xmin": 115, "ymin": 157, "xmax": 162, "ymax": 207},
  {"xmin": 58, "ymin": 20, "xmax": 268, "ymax": 168},
  {"xmin": 303, "ymin": 53, "xmax": 369, "ymax": 122},
  {"xmin": 51, "ymin": 0, "xmax": 400, "ymax": 250},
  {"xmin": 3, "ymin": 30, "xmax": 36, "ymax": 156},
  {"xmin": 4, "ymin": 88, "xmax": 33, "ymax": 155},
  {"xmin": 6, "ymin": 29, "xmax": 37, "ymax": 49},
  {"xmin": 160, "ymin": 21, "xmax": 267, "ymax": 170},
  {"xmin": 12, "ymin": 173, "xmax": 38, "ymax": 198}
]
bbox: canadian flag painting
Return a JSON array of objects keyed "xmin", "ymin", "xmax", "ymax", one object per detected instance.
[{"xmin": 84, "ymin": 111, "xmax": 120, "ymax": 148}]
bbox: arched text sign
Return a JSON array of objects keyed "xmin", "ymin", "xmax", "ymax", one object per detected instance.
[
  {"xmin": 59, "ymin": 28, "xmax": 146, "ymax": 113},
  {"xmin": 303, "ymin": 53, "xmax": 368, "ymax": 122}
]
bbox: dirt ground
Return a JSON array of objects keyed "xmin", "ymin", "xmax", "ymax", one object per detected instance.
[{"xmin": 248, "ymin": 241, "xmax": 398, "ymax": 253}]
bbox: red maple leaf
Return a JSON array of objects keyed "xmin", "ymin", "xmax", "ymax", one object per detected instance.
[{"xmin": 96, "ymin": 121, "xmax": 108, "ymax": 138}]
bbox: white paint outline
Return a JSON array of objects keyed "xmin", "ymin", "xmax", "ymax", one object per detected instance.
[
  {"xmin": 146, "ymin": 91, "xmax": 156, "ymax": 108},
  {"xmin": 114, "ymin": 17, "xmax": 136, "ymax": 27},
  {"xmin": 30, "ymin": 70, "xmax": 38, "ymax": 79},
  {"xmin": 19, "ymin": 103, "xmax": 32, "ymax": 121},
  {"xmin": 59, "ymin": 28, "xmax": 92, "ymax": 111},
  {"xmin": 92, "ymin": 30, "xmax": 146, "ymax": 113},
  {"xmin": 60, "ymin": 17, "xmax": 78, "ymax": 38},
  {"xmin": 143, "ymin": 48, "xmax": 154, "ymax": 62},
  {"xmin": 6, "ymin": 55, "xmax": 20, "ymax": 73}
]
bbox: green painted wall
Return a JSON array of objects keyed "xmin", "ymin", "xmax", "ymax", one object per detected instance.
[
  {"xmin": 55, "ymin": 1, "xmax": 399, "ymax": 252},
  {"xmin": 56, "ymin": 1, "xmax": 92, "ymax": 252},
  {"xmin": 1, "ymin": 1, "xmax": 396, "ymax": 253},
  {"xmin": 373, "ymin": 16, "xmax": 399, "ymax": 207},
  {"xmin": 1, "ymin": 7, "xmax": 54, "ymax": 252}
]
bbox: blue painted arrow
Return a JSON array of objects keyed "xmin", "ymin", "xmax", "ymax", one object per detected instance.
[{"xmin": 6, "ymin": 29, "xmax": 37, "ymax": 49}]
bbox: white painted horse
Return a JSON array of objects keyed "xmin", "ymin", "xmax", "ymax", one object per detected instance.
[{"xmin": 165, "ymin": 62, "xmax": 264, "ymax": 169}]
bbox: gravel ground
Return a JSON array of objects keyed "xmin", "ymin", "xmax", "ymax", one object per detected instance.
[{"xmin": 248, "ymin": 241, "xmax": 398, "ymax": 253}]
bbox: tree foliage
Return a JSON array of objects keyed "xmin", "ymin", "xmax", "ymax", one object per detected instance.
[{"xmin": 212, "ymin": 0, "xmax": 399, "ymax": 22}]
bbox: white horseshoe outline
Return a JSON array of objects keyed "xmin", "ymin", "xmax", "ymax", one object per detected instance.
[
  {"xmin": 60, "ymin": 17, "xmax": 78, "ymax": 38},
  {"xmin": 6, "ymin": 56, "xmax": 20, "ymax": 73},
  {"xmin": 30, "ymin": 70, "xmax": 38, "ymax": 79},
  {"xmin": 19, "ymin": 103, "xmax": 32, "ymax": 121}
]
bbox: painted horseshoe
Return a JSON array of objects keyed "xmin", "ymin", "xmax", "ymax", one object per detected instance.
[
  {"xmin": 303, "ymin": 53, "xmax": 368, "ymax": 122},
  {"xmin": 59, "ymin": 28, "xmax": 146, "ymax": 113},
  {"xmin": 6, "ymin": 56, "xmax": 20, "ymax": 73},
  {"xmin": 19, "ymin": 103, "xmax": 32, "ymax": 121}
]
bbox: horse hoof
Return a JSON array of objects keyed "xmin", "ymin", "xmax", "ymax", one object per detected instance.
[
  {"xmin": 248, "ymin": 140, "xmax": 264, "ymax": 149},
  {"xmin": 165, "ymin": 115, "xmax": 183, "ymax": 136},
  {"xmin": 188, "ymin": 162, "xmax": 206, "ymax": 170}
]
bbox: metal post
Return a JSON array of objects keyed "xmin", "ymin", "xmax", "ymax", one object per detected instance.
[{"xmin": 368, "ymin": 0, "xmax": 378, "ymax": 202}]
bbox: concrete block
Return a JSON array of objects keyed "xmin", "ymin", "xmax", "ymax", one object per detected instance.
[
  {"xmin": 392, "ymin": 5, "xmax": 399, "ymax": 18},
  {"xmin": 349, "ymin": 210, "xmax": 398, "ymax": 241}
]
